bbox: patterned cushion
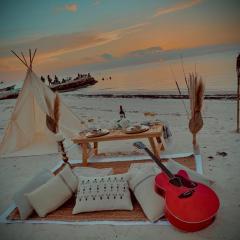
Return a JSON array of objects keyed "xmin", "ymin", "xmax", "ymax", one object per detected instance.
[{"xmin": 72, "ymin": 174, "xmax": 133, "ymax": 214}]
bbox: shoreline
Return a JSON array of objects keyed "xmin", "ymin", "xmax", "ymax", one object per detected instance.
[{"xmin": 67, "ymin": 93, "xmax": 238, "ymax": 100}]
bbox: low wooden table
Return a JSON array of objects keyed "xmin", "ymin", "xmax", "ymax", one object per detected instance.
[{"xmin": 72, "ymin": 124, "xmax": 166, "ymax": 166}]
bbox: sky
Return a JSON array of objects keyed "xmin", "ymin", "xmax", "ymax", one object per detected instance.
[{"xmin": 0, "ymin": 0, "xmax": 240, "ymax": 81}]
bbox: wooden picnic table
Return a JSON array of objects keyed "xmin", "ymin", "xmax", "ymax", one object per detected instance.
[{"xmin": 72, "ymin": 124, "xmax": 166, "ymax": 166}]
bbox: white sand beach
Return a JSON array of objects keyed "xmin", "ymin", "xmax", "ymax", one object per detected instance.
[{"xmin": 0, "ymin": 96, "xmax": 240, "ymax": 240}]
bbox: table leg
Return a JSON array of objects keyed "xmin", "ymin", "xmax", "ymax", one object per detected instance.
[
  {"xmin": 82, "ymin": 143, "xmax": 89, "ymax": 166},
  {"xmin": 148, "ymin": 137, "xmax": 159, "ymax": 157},
  {"xmin": 93, "ymin": 142, "xmax": 98, "ymax": 155},
  {"xmin": 156, "ymin": 136, "xmax": 166, "ymax": 151}
]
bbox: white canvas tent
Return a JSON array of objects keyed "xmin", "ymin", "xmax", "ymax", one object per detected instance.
[{"xmin": 0, "ymin": 50, "xmax": 83, "ymax": 158}]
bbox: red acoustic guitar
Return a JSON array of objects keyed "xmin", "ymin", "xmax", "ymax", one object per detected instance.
[{"xmin": 133, "ymin": 142, "xmax": 220, "ymax": 232}]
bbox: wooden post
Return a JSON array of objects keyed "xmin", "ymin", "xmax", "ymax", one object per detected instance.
[
  {"xmin": 57, "ymin": 140, "xmax": 70, "ymax": 166},
  {"xmin": 237, "ymin": 53, "xmax": 240, "ymax": 133}
]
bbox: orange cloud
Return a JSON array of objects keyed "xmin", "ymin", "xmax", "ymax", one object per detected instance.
[
  {"xmin": 0, "ymin": 23, "xmax": 148, "ymax": 74},
  {"xmin": 65, "ymin": 3, "xmax": 78, "ymax": 12},
  {"xmin": 154, "ymin": 0, "xmax": 202, "ymax": 17}
]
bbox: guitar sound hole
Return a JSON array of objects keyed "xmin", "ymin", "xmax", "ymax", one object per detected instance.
[
  {"xmin": 169, "ymin": 177, "xmax": 182, "ymax": 187},
  {"xmin": 175, "ymin": 174, "xmax": 198, "ymax": 188}
]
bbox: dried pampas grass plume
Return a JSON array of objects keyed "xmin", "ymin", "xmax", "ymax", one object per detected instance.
[
  {"xmin": 46, "ymin": 94, "xmax": 60, "ymax": 134},
  {"xmin": 188, "ymin": 73, "xmax": 205, "ymax": 153}
]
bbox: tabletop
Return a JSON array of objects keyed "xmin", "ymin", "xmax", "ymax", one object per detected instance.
[{"xmin": 72, "ymin": 124, "xmax": 163, "ymax": 143}]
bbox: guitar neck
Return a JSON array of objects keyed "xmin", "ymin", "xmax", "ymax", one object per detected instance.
[{"xmin": 144, "ymin": 147, "xmax": 175, "ymax": 179}]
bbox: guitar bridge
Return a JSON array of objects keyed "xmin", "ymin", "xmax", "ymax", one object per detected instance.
[{"xmin": 178, "ymin": 189, "xmax": 195, "ymax": 198}]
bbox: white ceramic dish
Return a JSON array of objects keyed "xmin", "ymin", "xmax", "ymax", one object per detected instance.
[
  {"xmin": 86, "ymin": 129, "xmax": 110, "ymax": 138},
  {"xmin": 124, "ymin": 125, "xmax": 149, "ymax": 134}
]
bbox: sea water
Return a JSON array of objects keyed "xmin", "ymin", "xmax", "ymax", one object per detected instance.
[{"xmin": 80, "ymin": 49, "xmax": 239, "ymax": 94}]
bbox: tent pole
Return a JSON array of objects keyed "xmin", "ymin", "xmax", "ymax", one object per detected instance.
[
  {"xmin": 29, "ymin": 49, "xmax": 32, "ymax": 69},
  {"xmin": 11, "ymin": 50, "xmax": 29, "ymax": 68},
  {"xmin": 21, "ymin": 52, "xmax": 28, "ymax": 67},
  {"xmin": 31, "ymin": 48, "xmax": 37, "ymax": 66}
]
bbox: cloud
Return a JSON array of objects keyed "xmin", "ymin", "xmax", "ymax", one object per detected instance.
[
  {"xmin": 0, "ymin": 23, "xmax": 147, "ymax": 73},
  {"xmin": 0, "ymin": 22, "xmax": 147, "ymax": 58},
  {"xmin": 101, "ymin": 53, "xmax": 113, "ymax": 60},
  {"xmin": 154, "ymin": 0, "xmax": 202, "ymax": 17},
  {"xmin": 68, "ymin": 43, "xmax": 240, "ymax": 72},
  {"xmin": 93, "ymin": 0, "xmax": 100, "ymax": 6},
  {"xmin": 128, "ymin": 47, "xmax": 163, "ymax": 57},
  {"xmin": 65, "ymin": 3, "xmax": 78, "ymax": 12}
]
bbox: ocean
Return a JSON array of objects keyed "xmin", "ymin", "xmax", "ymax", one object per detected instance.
[
  {"xmin": 81, "ymin": 49, "xmax": 239, "ymax": 94},
  {"xmin": 3, "ymin": 49, "xmax": 239, "ymax": 95}
]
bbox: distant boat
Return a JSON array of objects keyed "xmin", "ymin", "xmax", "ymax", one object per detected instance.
[
  {"xmin": 0, "ymin": 74, "xmax": 98, "ymax": 100},
  {"xmin": 0, "ymin": 88, "xmax": 19, "ymax": 100},
  {"xmin": 0, "ymin": 85, "xmax": 16, "ymax": 92},
  {"xmin": 50, "ymin": 74, "xmax": 97, "ymax": 92}
]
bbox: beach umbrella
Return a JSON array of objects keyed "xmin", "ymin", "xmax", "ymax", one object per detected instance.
[{"xmin": 188, "ymin": 73, "xmax": 205, "ymax": 154}]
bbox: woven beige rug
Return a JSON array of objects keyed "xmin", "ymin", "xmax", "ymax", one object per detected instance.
[{"xmin": 8, "ymin": 156, "xmax": 195, "ymax": 222}]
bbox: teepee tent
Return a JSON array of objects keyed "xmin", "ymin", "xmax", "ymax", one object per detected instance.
[{"xmin": 0, "ymin": 49, "xmax": 83, "ymax": 157}]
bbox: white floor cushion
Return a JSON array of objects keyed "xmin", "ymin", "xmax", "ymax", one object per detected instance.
[
  {"xmin": 129, "ymin": 166, "xmax": 165, "ymax": 222},
  {"xmin": 13, "ymin": 169, "xmax": 53, "ymax": 220},
  {"xmin": 73, "ymin": 173, "xmax": 133, "ymax": 214},
  {"xmin": 73, "ymin": 167, "xmax": 113, "ymax": 177},
  {"xmin": 166, "ymin": 159, "xmax": 214, "ymax": 186},
  {"xmin": 26, "ymin": 174, "xmax": 73, "ymax": 217},
  {"xmin": 59, "ymin": 164, "xmax": 78, "ymax": 192}
]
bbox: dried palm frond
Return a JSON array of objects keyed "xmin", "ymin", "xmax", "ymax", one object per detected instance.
[{"xmin": 188, "ymin": 73, "xmax": 205, "ymax": 152}]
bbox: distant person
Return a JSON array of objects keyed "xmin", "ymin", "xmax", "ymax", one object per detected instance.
[
  {"xmin": 47, "ymin": 75, "xmax": 52, "ymax": 85},
  {"xmin": 109, "ymin": 76, "xmax": 112, "ymax": 80},
  {"xmin": 40, "ymin": 76, "xmax": 45, "ymax": 83},
  {"xmin": 102, "ymin": 77, "xmax": 104, "ymax": 81},
  {"xmin": 54, "ymin": 75, "xmax": 59, "ymax": 84}
]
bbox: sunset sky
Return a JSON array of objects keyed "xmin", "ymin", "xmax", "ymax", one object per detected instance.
[{"xmin": 0, "ymin": 0, "xmax": 240, "ymax": 81}]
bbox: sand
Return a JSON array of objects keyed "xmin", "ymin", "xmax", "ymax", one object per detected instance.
[{"xmin": 0, "ymin": 95, "xmax": 240, "ymax": 240}]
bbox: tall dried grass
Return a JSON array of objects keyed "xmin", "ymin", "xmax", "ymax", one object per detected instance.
[
  {"xmin": 188, "ymin": 73, "xmax": 205, "ymax": 150},
  {"xmin": 45, "ymin": 94, "xmax": 60, "ymax": 134}
]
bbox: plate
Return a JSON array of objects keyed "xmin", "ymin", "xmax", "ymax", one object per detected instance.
[
  {"xmin": 124, "ymin": 125, "xmax": 149, "ymax": 134},
  {"xmin": 86, "ymin": 129, "xmax": 110, "ymax": 138}
]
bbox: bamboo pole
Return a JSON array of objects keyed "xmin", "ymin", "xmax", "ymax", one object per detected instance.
[
  {"xmin": 31, "ymin": 48, "xmax": 37, "ymax": 65},
  {"xmin": 21, "ymin": 52, "xmax": 28, "ymax": 67},
  {"xmin": 11, "ymin": 50, "xmax": 29, "ymax": 68},
  {"xmin": 237, "ymin": 53, "xmax": 240, "ymax": 133},
  {"xmin": 29, "ymin": 49, "xmax": 32, "ymax": 69}
]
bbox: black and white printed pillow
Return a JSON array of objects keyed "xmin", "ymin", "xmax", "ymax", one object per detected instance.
[{"xmin": 72, "ymin": 173, "xmax": 133, "ymax": 214}]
